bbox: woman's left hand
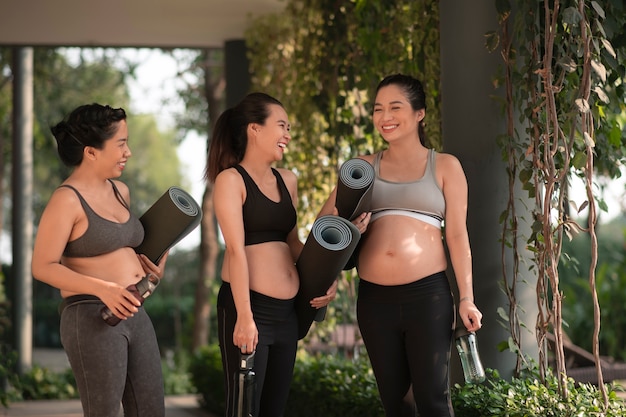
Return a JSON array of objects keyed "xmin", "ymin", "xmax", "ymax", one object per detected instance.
[
  {"xmin": 138, "ymin": 251, "xmax": 168, "ymax": 279},
  {"xmin": 310, "ymin": 279, "xmax": 338, "ymax": 308}
]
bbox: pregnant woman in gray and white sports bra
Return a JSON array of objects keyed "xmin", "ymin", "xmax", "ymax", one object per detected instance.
[{"xmin": 319, "ymin": 74, "xmax": 483, "ymax": 417}]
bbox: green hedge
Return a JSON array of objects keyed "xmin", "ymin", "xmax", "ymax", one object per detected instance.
[
  {"xmin": 190, "ymin": 345, "xmax": 626, "ymax": 417},
  {"xmin": 452, "ymin": 368, "xmax": 626, "ymax": 416}
]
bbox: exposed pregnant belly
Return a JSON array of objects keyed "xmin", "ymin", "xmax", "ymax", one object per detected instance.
[
  {"xmin": 357, "ymin": 215, "xmax": 448, "ymax": 286},
  {"xmin": 222, "ymin": 241, "xmax": 299, "ymax": 300},
  {"xmin": 61, "ymin": 247, "xmax": 145, "ymax": 298}
]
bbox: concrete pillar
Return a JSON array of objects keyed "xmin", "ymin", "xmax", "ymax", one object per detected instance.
[
  {"xmin": 439, "ymin": 2, "xmax": 538, "ymax": 382},
  {"xmin": 224, "ymin": 39, "xmax": 250, "ymax": 108},
  {"xmin": 12, "ymin": 46, "xmax": 34, "ymax": 374}
]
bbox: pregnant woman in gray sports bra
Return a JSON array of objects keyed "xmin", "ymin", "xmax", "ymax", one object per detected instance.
[{"xmin": 32, "ymin": 103, "xmax": 168, "ymax": 417}]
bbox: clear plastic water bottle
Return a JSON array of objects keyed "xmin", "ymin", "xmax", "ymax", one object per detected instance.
[
  {"xmin": 234, "ymin": 351, "xmax": 256, "ymax": 417},
  {"xmin": 455, "ymin": 328, "xmax": 486, "ymax": 384}
]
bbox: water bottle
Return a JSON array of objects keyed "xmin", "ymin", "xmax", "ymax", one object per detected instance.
[
  {"xmin": 101, "ymin": 273, "xmax": 160, "ymax": 326},
  {"xmin": 455, "ymin": 328, "xmax": 486, "ymax": 384},
  {"xmin": 233, "ymin": 351, "xmax": 256, "ymax": 417}
]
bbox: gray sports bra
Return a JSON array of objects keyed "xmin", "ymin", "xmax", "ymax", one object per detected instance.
[
  {"xmin": 61, "ymin": 180, "xmax": 145, "ymax": 257},
  {"xmin": 369, "ymin": 149, "xmax": 445, "ymax": 228}
]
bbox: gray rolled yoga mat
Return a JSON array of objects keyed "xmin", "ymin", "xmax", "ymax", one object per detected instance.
[
  {"xmin": 295, "ymin": 215, "xmax": 361, "ymax": 339},
  {"xmin": 335, "ymin": 158, "xmax": 375, "ymax": 221},
  {"xmin": 134, "ymin": 186, "xmax": 203, "ymax": 264}
]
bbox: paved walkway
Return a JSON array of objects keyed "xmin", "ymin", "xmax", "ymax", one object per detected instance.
[
  {"xmin": 1, "ymin": 349, "xmax": 218, "ymax": 417},
  {"xmin": 0, "ymin": 395, "xmax": 216, "ymax": 417}
]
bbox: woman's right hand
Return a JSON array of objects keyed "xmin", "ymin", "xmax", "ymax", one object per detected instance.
[
  {"xmin": 100, "ymin": 280, "xmax": 142, "ymax": 320},
  {"xmin": 233, "ymin": 315, "xmax": 258, "ymax": 354},
  {"xmin": 352, "ymin": 212, "xmax": 371, "ymax": 234}
]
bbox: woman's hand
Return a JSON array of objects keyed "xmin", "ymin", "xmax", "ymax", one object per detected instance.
[
  {"xmin": 352, "ymin": 212, "xmax": 371, "ymax": 234},
  {"xmin": 233, "ymin": 315, "xmax": 258, "ymax": 354},
  {"xmin": 459, "ymin": 298, "xmax": 483, "ymax": 333},
  {"xmin": 310, "ymin": 279, "xmax": 338, "ymax": 309},
  {"xmin": 99, "ymin": 280, "xmax": 141, "ymax": 320},
  {"xmin": 138, "ymin": 251, "xmax": 169, "ymax": 280}
]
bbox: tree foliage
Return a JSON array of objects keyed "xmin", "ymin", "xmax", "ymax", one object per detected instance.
[
  {"xmin": 244, "ymin": 0, "xmax": 440, "ymax": 343},
  {"xmin": 0, "ymin": 47, "xmax": 184, "ymax": 222},
  {"xmin": 245, "ymin": 0, "xmax": 440, "ymax": 231}
]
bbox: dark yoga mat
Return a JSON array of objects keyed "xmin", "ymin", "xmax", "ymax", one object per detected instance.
[
  {"xmin": 335, "ymin": 158, "xmax": 375, "ymax": 221},
  {"xmin": 295, "ymin": 215, "xmax": 361, "ymax": 339},
  {"xmin": 134, "ymin": 186, "xmax": 203, "ymax": 264},
  {"xmin": 335, "ymin": 158, "xmax": 374, "ymax": 270}
]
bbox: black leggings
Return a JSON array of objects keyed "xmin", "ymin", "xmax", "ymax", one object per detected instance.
[
  {"xmin": 357, "ymin": 272, "xmax": 455, "ymax": 417},
  {"xmin": 217, "ymin": 282, "xmax": 298, "ymax": 417}
]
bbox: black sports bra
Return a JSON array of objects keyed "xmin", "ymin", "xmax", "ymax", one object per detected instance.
[{"xmin": 234, "ymin": 165, "xmax": 297, "ymax": 246}]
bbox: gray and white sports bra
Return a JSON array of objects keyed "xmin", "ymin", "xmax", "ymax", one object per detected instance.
[{"xmin": 369, "ymin": 149, "xmax": 445, "ymax": 228}]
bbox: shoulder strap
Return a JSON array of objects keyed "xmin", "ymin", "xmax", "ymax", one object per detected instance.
[
  {"xmin": 427, "ymin": 149, "xmax": 437, "ymax": 177},
  {"xmin": 373, "ymin": 152, "xmax": 383, "ymax": 175},
  {"xmin": 272, "ymin": 168, "xmax": 292, "ymax": 200},
  {"xmin": 108, "ymin": 179, "xmax": 130, "ymax": 210},
  {"xmin": 58, "ymin": 184, "xmax": 93, "ymax": 213}
]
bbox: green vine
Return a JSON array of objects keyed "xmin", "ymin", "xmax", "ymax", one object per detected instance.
[{"xmin": 489, "ymin": 0, "xmax": 626, "ymax": 405}]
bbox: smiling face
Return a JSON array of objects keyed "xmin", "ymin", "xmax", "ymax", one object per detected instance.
[
  {"xmin": 92, "ymin": 119, "xmax": 131, "ymax": 178},
  {"xmin": 373, "ymin": 84, "xmax": 424, "ymax": 143},
  {"xmin": 251, "ymin": 103, "xmax": 291, "ymax": 161}
]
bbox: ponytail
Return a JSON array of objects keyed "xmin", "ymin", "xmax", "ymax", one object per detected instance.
[{"xmin": 205, "ymin": 92, "xmax": 284, "ymax": 183}]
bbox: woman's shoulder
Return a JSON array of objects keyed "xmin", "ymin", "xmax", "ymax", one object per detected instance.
[
  {"xmin": 43, "ymin": 184, "xmax": 83, "ymax": 218},
  {"xmin": 215, "ymin": 166, "xmax": 242, "ymax": 181},
  {"xmin": 433, "ymin": 151, "xmax": 466, "ymax": 182},
  {"xmin": 356, "ymin": 153, "xmax": 378, "ymax": 164},
  {"xmin": 274, "ymin": 167, "xmax": 297, "ymax": 189},
  {"xmin": 433, "ymin": 150, "xmax": 461, "ymax": 166},
  {"xmin": 214, "ymin": 167, "xmax": 246, "ymax": 193}
]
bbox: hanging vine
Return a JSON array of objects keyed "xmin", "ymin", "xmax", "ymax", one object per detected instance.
[{"xmin": 490, "ymin": 0, "xmax": 626, "ymax": 404}]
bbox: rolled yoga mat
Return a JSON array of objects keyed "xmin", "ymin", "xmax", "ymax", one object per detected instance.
[
  {"xmin": 295, "ymin": 215, "xmax": 361, "ymax": 339},
  {"xmin": 335, "ymin": 158, "xmax": 375, "ymax": 221},
  {"xmin": 134, "ymin": 186, "xmax": 203, "ymax": 264},
  {"xmin": 335, "ymin": 158, "xmax": 375, "ymax": 270}
]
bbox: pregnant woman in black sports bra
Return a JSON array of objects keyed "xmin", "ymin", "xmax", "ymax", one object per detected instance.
[{"xmin": 206, "ymin": 92, "xmax": 337, "ymax": 417}]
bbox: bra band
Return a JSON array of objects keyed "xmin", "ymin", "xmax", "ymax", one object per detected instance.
[{"xmin": 370, "ymin": 209, "xmax": 443, "ymax": 229}]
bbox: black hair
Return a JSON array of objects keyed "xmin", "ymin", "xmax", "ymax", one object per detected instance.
[
  {"xmin": 375, "ymin": 74, "xmax": 427, "ymax": 145},
  {"xmin": 50, "ymin": 103, "xmax": 127, "ymax": 167},
  {"xmin": 206, "ymin": 92, "xmax": 284, "ymax": 182}
]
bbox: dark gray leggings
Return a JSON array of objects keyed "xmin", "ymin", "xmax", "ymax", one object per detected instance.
[
  {"xmin": 357, "ymin": 272, "xmax": 455, "ymax": 417},
  {"xmin": 60, "ymin": 295, "xmax": 164, "ymax": 417}
]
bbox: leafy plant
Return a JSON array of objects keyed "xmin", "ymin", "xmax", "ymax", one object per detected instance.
[
  {"xmin": 189, "ymin": 344, "xmax": 225, "ymax": 415},
  {"xmin": 17, "ymin": 365, "xmax": 77, "ymax": 400},
  {"xmin": 452, "ymin": 368, "xmax": 626, "ymax": 417},
  {"xmin": 0, "ymin": 347, "xmax": 21, "ymax": 407},
  {"xmin": 190, "ymin": 344, "xmax": 626, "ymax": 416}
]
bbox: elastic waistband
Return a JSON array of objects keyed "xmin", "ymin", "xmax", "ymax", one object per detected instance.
[
  {"xmin": 219, "ymin": 282, "xmax": 296, "ymax": 320},
  {"xmin": 58, "ymin": 294, "xmax": 101, "ymax": 315},
  {"xmin": 358, "ymin": 271, "xmax": 450, "ymax": 303}
]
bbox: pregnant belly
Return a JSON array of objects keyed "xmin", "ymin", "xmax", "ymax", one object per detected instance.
[{"xmin": 357, "ymin": 220, "xmax": 447, "ymax": 285}]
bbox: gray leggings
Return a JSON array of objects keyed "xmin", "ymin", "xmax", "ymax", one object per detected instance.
[{"xmin": 60, "ymin": 295, "xmax": 164, "ymax": 417}]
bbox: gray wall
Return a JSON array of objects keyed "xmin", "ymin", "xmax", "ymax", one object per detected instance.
[{"xmin": 440, "ymin": 1, "xmax": 538, "ymax": 382}]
